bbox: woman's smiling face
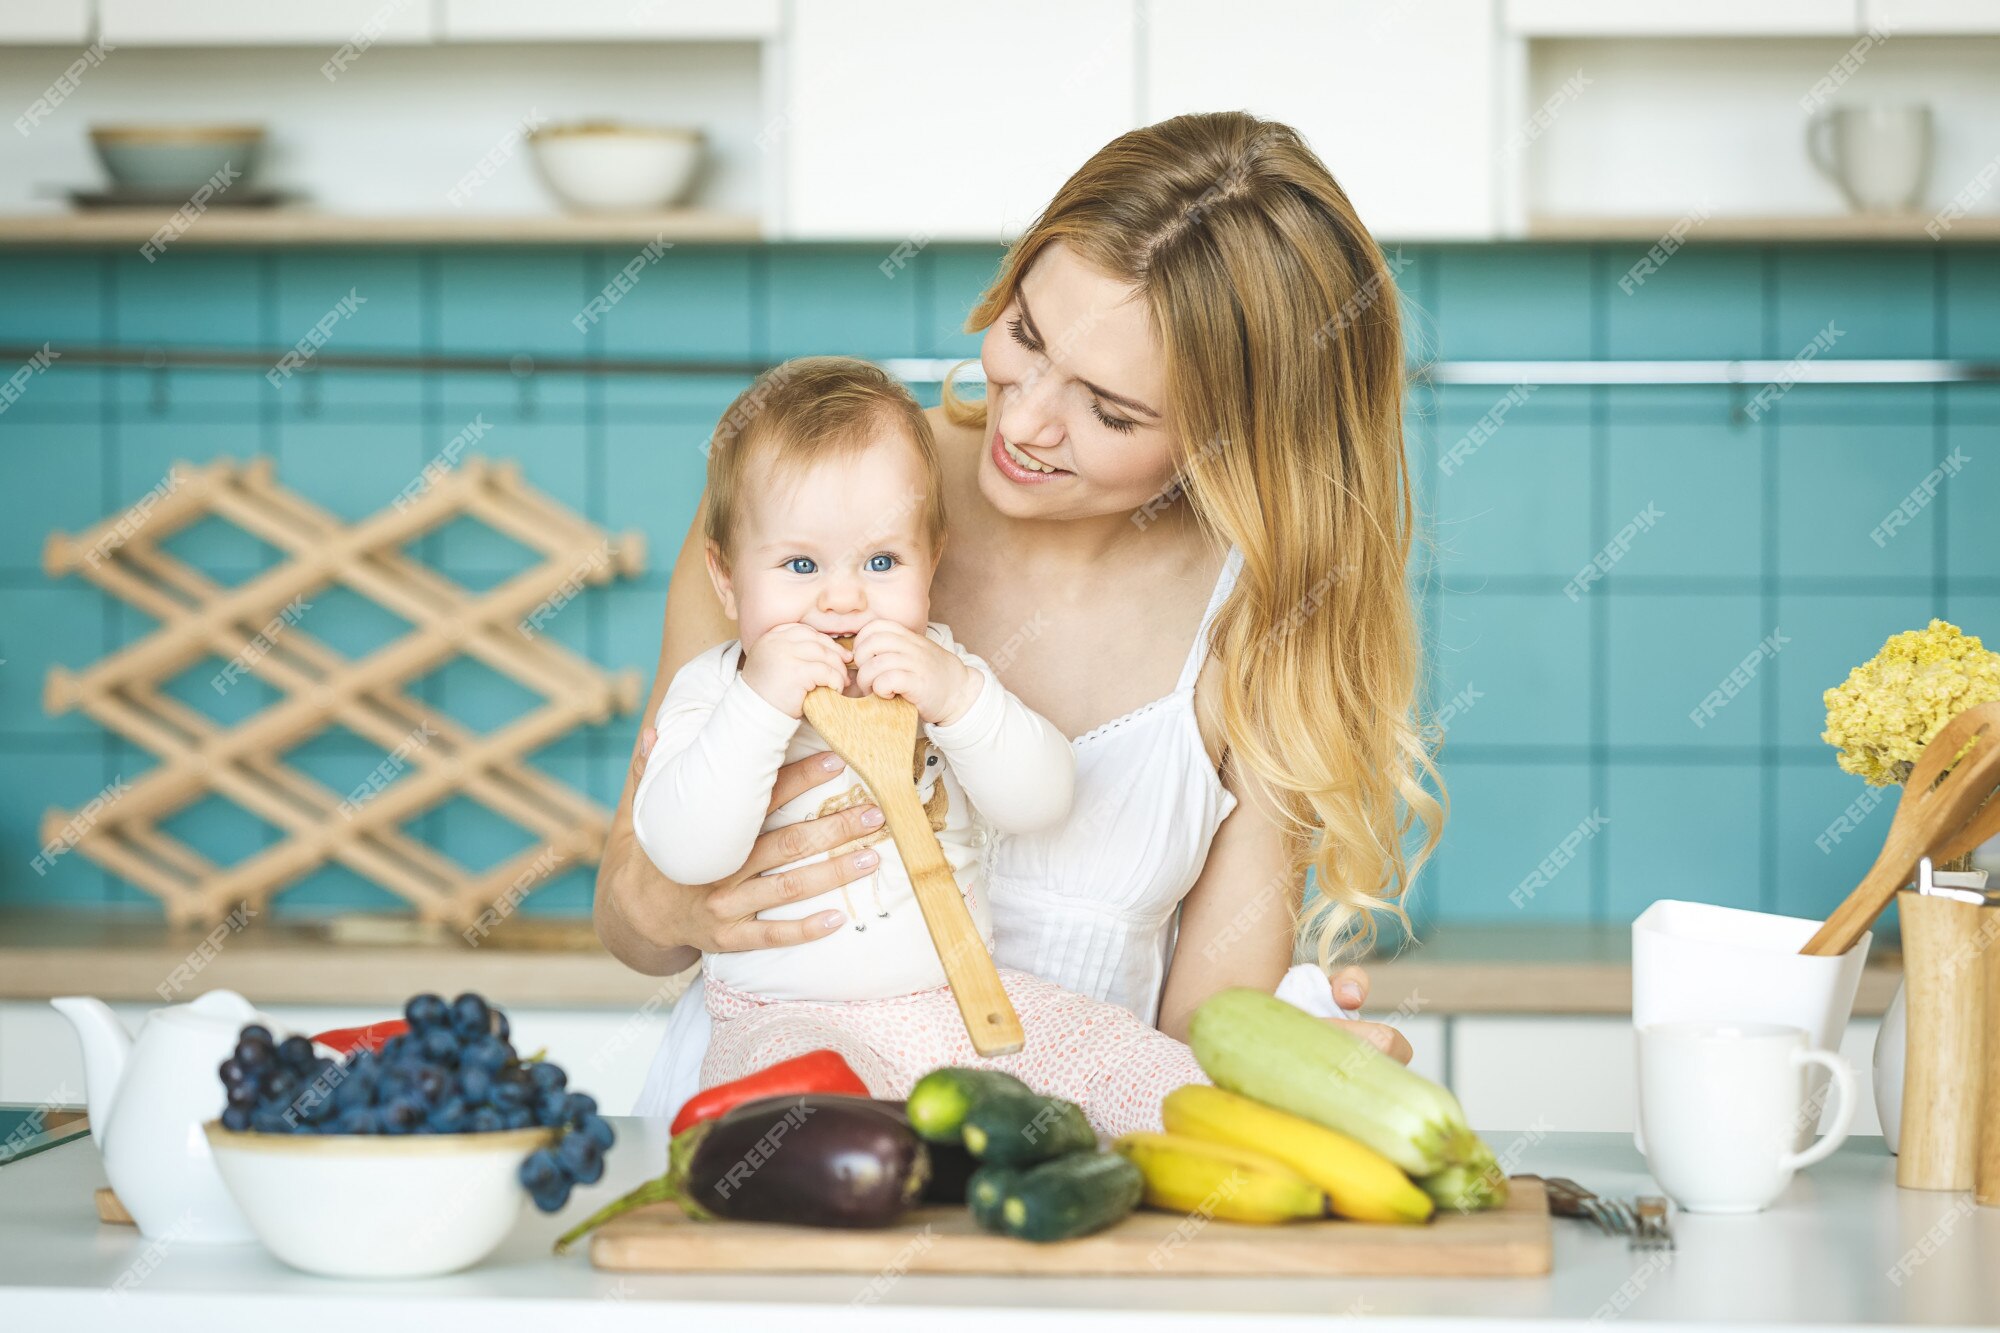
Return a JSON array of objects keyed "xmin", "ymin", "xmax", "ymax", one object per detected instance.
[{"xmin": 977, "ymin": 241, "xmax": 1182, "ymax": 522}]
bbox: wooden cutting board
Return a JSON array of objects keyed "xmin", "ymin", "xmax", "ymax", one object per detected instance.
[{"xmin": 591, "ymin": 1176, "xmax": 1550, "ymax": 1277}]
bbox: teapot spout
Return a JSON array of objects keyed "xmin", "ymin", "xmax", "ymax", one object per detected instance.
[{"xmin": 49, "ymin": 997, "xmax": 131, "ymax": 1151}]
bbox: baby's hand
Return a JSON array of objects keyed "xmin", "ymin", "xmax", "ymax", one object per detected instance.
[
  {"xmin": 852, "ymin": 621, "xmax": 981, "ymax": 726},
  {"xmin": 740, "ymin": 622, "xmax": 851, "ymax": 718}
]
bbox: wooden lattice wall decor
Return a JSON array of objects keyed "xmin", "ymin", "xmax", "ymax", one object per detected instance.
[{"xmin": 39, "ymin": 455, "xmax": 646, "ymax": 931}]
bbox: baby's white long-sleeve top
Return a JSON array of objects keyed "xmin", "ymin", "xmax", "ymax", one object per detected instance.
[{"xmin": 631, "ymin": 622, "xmax": 1076, "ymax": 1002}]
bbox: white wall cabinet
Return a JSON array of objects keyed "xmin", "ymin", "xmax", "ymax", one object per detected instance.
[
  {"xmin": 1142, "ymin": 0, "xmax": 1501, "ymax": 240},
  {"xmin": 96, "ymin": 0, "xmax": 431, "ymax": 47},
  {"xmin": 1504, "ymin": 0, "xmax": 1863, "ymax": 35},
  {"xmin": 438, "ymin": 0, "xmax": 779, "ymax": 42},
  {"xmin": 779, "ymin": 0, "xmax": 1139, "ymax": 240},
  {"xmin": 0, "ymin": 0, "xmax": 89, "ymax": 43},
  {"xmin": 1865, "ymin": 0, "xmax": 2000, "ymax": 32}
]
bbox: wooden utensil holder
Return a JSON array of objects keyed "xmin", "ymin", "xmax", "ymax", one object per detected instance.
[
  {"xmin": 1895, "ymin": 888, "xmax": 1997, "ymax": 1193},
  {"xmin": 1981, "ymin": 911, "xmax": 2000, "ymax": 1207}
]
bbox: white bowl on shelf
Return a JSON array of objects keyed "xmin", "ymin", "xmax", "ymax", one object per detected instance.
[
  {"xmin": 204, "ymin": 1123, "xmax": 554, "ymax": 1279},
  {"xmin": 529, "ymin": 121, "xmax": 703, "ymax": 214}
]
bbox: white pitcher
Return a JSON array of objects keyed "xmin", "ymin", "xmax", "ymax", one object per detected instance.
[{"xmin": 51, "ymin": 990, "xmax": 288, "ymax": 1243}]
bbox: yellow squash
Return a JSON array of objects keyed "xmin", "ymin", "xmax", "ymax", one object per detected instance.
[
  {"xmin": 1162, "ymin": 1084, "xmax": 1435, "ymax": 1224},
  {"xmin": 1112, "ymin": 1131, "xmax": 1327, "ymax": 1224}
]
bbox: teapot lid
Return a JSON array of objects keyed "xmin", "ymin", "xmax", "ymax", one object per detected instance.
[{"xmin": 153, "ymin": 989, "xmax": 265, "ymax": 1034}]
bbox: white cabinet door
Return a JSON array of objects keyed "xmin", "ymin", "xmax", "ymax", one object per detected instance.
[
  {"xmin": 439, "ymin": 0, "xmax": 780, "ymax": 41},
  {"xmin": 1450, "ymin": 1017, "xmax": 1637, "ymax": 1133},
  {"xmin": 0, "ymin": 1000, "xmax": 669, "ymax": 1119},
  {"xmin": 0, "ymin": 0, "xmax": 89, "ymax": 43},
  {"xmin": 1504, "ymin": 0, "xmax": 1861, "ymax": 35},
  {"xmin": 1865, "ymin": 0, "xmax": 2000, "ymax": 31},
  {"xmin": 1398, "ymin": 1015, "xmax": 1451, "ymax": 1089},
  {"xmin": 1142, "ymin": 0, "xmax": 1499, "ymax": 240},
  {"xmin": 781, "ymin": 0, "xmax": 1138, "ymax": 240},
  {"xmin": 98, "ymin": 0, "xmax": 432, "ymax": 46},
  {"xmin": 1449, "ymin": 1015, "xmax": 1885, "ymax": 1138}
]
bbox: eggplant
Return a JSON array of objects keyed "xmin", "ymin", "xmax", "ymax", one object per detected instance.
[
  {"xmin": 681, "ymin": 1093, "xmax": 929, "ymax": 1227},
  {"xmin": 553, "ymin": 1092, "xmax": 929, "ymax": 1252}
]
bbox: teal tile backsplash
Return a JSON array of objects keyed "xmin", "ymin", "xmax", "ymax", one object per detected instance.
[{"xmin": 0, "ymin": 242, "xmax": 1994, "ymax": 935}]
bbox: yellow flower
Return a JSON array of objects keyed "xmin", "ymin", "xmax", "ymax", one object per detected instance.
[{"xmin": 1822, "ymin": 619, "xmax": 2000, "ymax": 785}]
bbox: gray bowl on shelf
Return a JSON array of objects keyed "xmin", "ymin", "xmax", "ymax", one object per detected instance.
[{"xmin": 89, "ymin": 124, "xmax": 264, "ymax": 193}]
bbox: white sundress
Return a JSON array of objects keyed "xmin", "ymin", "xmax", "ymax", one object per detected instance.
[{"xmin": 632, "ymin": 544, "xmax": 1355, "ymax": 1117}]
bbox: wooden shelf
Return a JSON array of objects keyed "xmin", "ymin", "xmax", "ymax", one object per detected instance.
[
  {"xmin": 0, "ymin": 208, "xmax": 762, "ymax": 247},
  {"xmin": 1526, "ymin": 213, "xmax": 2000, "ymax": 243}
]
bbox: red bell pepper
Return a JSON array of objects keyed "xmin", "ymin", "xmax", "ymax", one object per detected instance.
[
  {"xmin": 668, "ymin": 1049, "xmax": 869, "ymax": 1135},
  {"xmin": 311, "ymin": 1018, "xmax": 409, "ymax": 1055}
]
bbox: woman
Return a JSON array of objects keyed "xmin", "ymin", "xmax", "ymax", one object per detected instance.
[{"xmin": 596, "ymin": 111, "xmax": 1443, "ymax": 1117}]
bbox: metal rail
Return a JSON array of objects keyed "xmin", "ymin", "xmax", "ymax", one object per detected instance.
[{"xmin": 3, "ymin": 346, "xmax": 1997, "ymax": 386}]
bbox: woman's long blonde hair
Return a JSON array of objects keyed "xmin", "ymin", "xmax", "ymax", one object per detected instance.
[{"xmin": 943, "ymin": 111, "xmax": 1444, "ymax": 970}]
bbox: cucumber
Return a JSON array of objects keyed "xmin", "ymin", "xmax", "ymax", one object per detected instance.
[
  {"xmin": 994, "ymin": 1152, "xmax": 1145, "ymax": 1243},
  {"xmin": 905, "ymin": 1067, "xmax": 1032, "ymax": 1143},
  {"xmin": 868, "ymin": 1098, "xmax": 979, "ymax": 1204},
  {"xmin": 966, "ymin": 1163, "xmax": 1024, "ymax": 1233},
  {"xmin": 960, "ymin": 1087, "xmax": 1097, "ymax": 1167}
]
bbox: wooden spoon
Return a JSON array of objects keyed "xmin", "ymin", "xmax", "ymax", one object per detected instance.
[
  {"xmin": 801, "ymin": 683, "xmax": 1025, "ymax": 1055},
  {"xmin": 1802, "ymin": 701, "xmax": 2000, "ymax": 957},
  {"xmin": 1926, "ymin": 778, "xmax": 2000, "ymax": 871}
]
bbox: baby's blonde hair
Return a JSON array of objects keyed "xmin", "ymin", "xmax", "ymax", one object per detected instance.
[{"xmin": 703, "ymin": 355, "xmax": 946, "ymax": 559}]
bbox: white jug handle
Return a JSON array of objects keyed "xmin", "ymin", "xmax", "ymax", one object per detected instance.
[{"xmin": 1780, "ymin": 1047, "xmax": 1857, "ymax": 1173}]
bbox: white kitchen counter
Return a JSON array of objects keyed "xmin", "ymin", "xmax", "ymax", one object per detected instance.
[{"xmin": 2, "ymin": 1120, "xmax": 1996, "ymax": 1332}]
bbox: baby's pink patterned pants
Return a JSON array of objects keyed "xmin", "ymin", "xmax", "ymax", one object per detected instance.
[{"xmin": 699, "ymin": 965, "xmax": 1211, "ymax": 1139}]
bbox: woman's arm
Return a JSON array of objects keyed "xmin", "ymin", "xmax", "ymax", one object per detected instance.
[
  {"xmin": 1154, "ymin": 680, "xmax": 1413, "ymax": 1063},
  {"xmin": 591, "ymin": 500, "xmax": 889, "ymax": 975}
]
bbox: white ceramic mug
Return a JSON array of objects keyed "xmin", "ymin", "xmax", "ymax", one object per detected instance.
[
  {"xmin": 1807, "ymin": 104, "xmax": 1932, "ymax": 213},
  {"xmin": 1637, "ymin": 1020, "xmax": 1857, "ymax": 1214},
  {"xmin": 1630, "ymin": 900, "xmax": 1869, "ymax": 1156}
]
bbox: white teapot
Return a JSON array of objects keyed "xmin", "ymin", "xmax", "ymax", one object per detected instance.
[{"xmin": 51, "ymin": 990, "xmax": 287, "ymax": 1243}]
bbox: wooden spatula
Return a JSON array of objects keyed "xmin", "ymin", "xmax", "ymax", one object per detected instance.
[
  {"xmin": 1801, "ymin": 701, "xmax": 2000, "ymax": 957},
  {"xmin": 801, "ymin": 684, "xmax": 1025, "ymax": 1055}
]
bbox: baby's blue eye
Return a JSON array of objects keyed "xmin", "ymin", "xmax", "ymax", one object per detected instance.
[
  {"xmin": 785, "ymin": 557, "xmax": 817, "ymax": 575},
  {"xmin": 865, "ymin": 553, "xmax": 897, "ymax": 573}
]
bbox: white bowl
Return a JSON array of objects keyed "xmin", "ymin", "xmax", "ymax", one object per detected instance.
[
  {"xmin": 205, "ymin": 1122, "xmax": 554, "ymax": 1278},
  {"xmin": 529, "ymin": 122, "xmax": 702, "ymax": 214}
]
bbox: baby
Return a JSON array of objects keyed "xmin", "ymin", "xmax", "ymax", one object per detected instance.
[{"xmin": 633, "ymin": 356, "xmax": 1209, "ymax": 1138}]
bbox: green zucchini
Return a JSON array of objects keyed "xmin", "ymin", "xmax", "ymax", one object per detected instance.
[
  {"xmin": 965, "ymin": 1163, "xmax": 1024, "ymax": 1234},
  {"xmin": 960, "ymin": 1087, "xmax": 1096, "ymax": 1167},
  {"xmin": 1189, "ymin": 987, "xmax": 1488, "ymax": 1178},
  {"xmin": 995, "ymin": 1152, "xmax": 1145, "ymax": 1243},
  {"xmin": 904, "ymin": 1067, "xmax": 1032, "ymax": 1143}
]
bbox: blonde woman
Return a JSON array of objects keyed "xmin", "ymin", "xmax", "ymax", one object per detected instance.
[{"xmin": 596, "ymin": 111, "xmax": 1443, "ymax": 1117}]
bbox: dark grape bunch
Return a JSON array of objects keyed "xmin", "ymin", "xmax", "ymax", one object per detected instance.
[{"xmin": 216, "ymin": 992, "xmax": 615, "ymax": 1214}]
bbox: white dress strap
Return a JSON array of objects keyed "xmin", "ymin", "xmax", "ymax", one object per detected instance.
[{"xmin": 1174, "ymin": 545, "xmax": 1244, "ymax": 693}]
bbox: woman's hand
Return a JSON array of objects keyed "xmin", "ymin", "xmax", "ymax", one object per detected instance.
[
  {"xmin": 1322, "ymin": 964, "xmax": 1413, "ymax": 1065},
  {"xmin": 632, "ymin": 726, "xmax": 885, "ymax": 953}
]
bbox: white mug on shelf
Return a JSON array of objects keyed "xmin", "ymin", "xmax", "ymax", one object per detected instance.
[
  {"xmin": 1807, "ymin": 104, "xmax": 1932, "ymax": 213},
  {"xmin": 1637, "ymin": 1020, "xmax": 1858, "ymax": 1214}
]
